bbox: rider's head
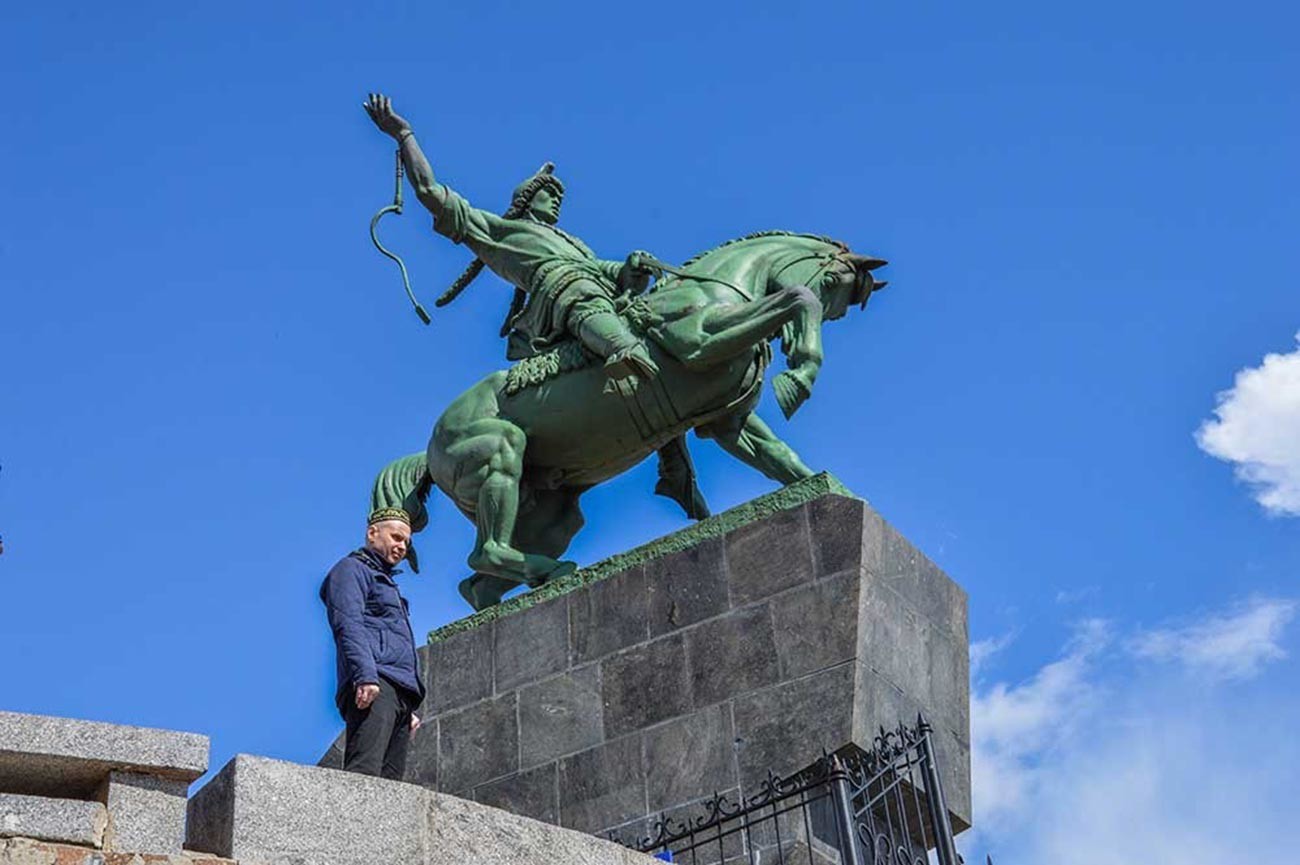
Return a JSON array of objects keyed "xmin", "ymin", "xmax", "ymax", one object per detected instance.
[
  {"xmin": 513, "ymin": 171, "xmax": 565, "ymax": 225},
  {"xmin": 366, "ymin": 508, "xmax": 412, "ymax": 567}
]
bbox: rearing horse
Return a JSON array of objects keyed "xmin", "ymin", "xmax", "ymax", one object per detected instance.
[{"xmin": 372, "ymin": 232, "xmax": 887, "ymax": 610}]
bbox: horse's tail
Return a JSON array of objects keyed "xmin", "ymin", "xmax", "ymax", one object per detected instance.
[{"xmin": 369, "ymin": 452, "xmax": 433, "ymax": 573}]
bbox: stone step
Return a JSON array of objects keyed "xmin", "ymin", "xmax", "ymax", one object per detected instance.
[
  {"xmin": 187, "ymin": 754, "xmax": 657, "ymax": 865},
  {"xmin": 0, "ymin": 792, "xmax": 107, "ymax": 848}
]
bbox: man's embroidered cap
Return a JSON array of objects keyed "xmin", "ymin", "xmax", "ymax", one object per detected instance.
[{"xmin": 367, "ymin": 506, "xmax": 412, "ymax": 526}]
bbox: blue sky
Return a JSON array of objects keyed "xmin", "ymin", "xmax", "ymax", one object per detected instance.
[{"xmin": 1, "ymin": 3, "xmax": 1296, "ymax": 861}]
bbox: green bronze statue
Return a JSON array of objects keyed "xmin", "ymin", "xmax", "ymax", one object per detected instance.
[{"xmin": 361, "ymin": 94, "xmax": 888, "ymax": 611}]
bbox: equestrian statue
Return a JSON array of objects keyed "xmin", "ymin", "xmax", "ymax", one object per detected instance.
[{"xmin": 361, "ymin": 94, "xmax": 888, "ymax": 611}]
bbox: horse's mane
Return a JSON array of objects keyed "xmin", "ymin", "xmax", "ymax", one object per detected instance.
[{"xmin": 677, "ymin": 230, "xmax": 849, "ymax": 269}]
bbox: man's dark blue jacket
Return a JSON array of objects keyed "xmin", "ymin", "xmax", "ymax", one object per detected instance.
[{"xmin": 320, "ymin": 547, "xmax": 425, "ymax": 715}]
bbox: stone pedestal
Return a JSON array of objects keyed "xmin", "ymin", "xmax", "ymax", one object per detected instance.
[{"xmin": 326, "ymin": 474, "xmax": 970, "ymax": 841}]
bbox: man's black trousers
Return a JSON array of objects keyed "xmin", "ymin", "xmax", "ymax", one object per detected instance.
[{"xmin": 341, "ymin": 677, "xmax": 417, "ymax": 780}]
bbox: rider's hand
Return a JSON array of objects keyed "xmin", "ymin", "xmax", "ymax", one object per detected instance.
[
  {"xmin": 620, "ymin": 251, "xmax": 659, "ymax": 295},
  {"xmin": 363, "ymin": 93, "xmax": 412, "ymax": 140},
  {"xmin": 355, "ymin": 682, "xmax": 381, "ymax": 709}
]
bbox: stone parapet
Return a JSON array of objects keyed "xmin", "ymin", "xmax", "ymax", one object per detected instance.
[
  {"xmin": 0, "ymin": 712, "xmax": 208, "ymax": 800},
  {"xmin": 187, "ymin": 754, "xmax": 656, "ymax": 865},
  {"xmin": 326, "ymin": 475, "xmax": 971, "ymax": 840},
  {"xmin": 0, "ymin": 712, "xmax": 208, "ymax": 856}
]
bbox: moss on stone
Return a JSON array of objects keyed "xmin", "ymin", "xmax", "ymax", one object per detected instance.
[{"xmin": 427, "ymin": 472, "xmax": 858, "ymax": 643}]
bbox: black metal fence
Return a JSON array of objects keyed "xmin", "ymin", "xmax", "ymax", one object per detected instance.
[{"xmin": 613, "ymin": 716, "xmax": 959, "ymax": 865}]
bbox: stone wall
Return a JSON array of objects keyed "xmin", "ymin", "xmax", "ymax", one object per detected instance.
[{"xmin": 326, "ymin": 475, "xmax": 970, "ymax": 841}]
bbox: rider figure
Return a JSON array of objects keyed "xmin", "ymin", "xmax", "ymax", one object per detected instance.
[
  {"xmin": 365, "ymin": 95, "xmax": 658, "ymax": 380},
  {"xmin": 365, "ymin": 94, "xmax": 708, "ymax": 519}
]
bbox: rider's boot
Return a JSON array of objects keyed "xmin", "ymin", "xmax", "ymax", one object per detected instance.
[{"xmin": 577, "ymin": 311, "xmax": 659, "ymax": 380}]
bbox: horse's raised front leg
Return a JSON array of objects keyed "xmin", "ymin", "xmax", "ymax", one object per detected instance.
[
  {"xmin": 697, "ymin": 410, "xmax": 815, "ymax": 485},
  {"xmin": 439, "ymin": 418, "xmax": 577, "ymax": 608},
  {"xmin": 652, "ymin": 285, "xmax": 822, "ymax": 372}
]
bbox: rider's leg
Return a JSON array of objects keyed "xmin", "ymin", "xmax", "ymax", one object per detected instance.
[{"xmin": 570, "ymin": 293, "xmax": 659, "ymax": 379}]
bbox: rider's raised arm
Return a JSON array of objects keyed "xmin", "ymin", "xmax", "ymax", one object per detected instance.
[{"xmin": 396, "ymin": 131, "xmax": 503, "ymax": 243}]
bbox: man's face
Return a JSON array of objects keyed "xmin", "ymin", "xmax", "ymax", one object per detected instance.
[
  {"xmin": 366, "ymin": 519, "xmax": 411, "ymax": 566},
  {"xmin": 528, "ymin": 188, "xmax": 561, "ymax": 225}
]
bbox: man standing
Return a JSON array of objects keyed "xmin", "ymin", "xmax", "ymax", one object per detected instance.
[{"xmin": 320, "ymin": 507, "xmax": 425, "ymax": 779}]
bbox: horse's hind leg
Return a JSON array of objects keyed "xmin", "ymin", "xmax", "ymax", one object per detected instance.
[
  {"xmin": 457, "ymin": 487, "xmax": 585, "ymax": 611},
  {"xmin": 442, "ymin": 418, "xmax": 577, "ymax": 596}
]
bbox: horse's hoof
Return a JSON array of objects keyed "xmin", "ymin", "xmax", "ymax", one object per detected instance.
[
  {"xmin": 458, "ymin": 575, "xmax": 503, "ymax": 612},
  {"xmin": 524, "ymin": 557, "xmax": 578, "ymax": 589}
]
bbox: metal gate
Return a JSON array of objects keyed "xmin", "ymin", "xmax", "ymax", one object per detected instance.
[{"xmin": 613, "ymin": 716, "xmax": 959, "ymax": 865}]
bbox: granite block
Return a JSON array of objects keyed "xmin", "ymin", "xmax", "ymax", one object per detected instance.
[
  {"xmin": 601, "ymin": 634, "xmax": 691, "ymax": 737},
  {"xmin": 103, "ymin": 770, "xmax": 188, "ymax": 854},
  {"xmin": 475, "ymin": 762, "xmax": 559, "ymax": 825},
  {"xmin": 645, "ymin": 538, "xmax": 729, "ymax": 637},
  {"xmin": 428, "ymin": 625, "xmax": 494, "ymax": 713},
  {"xmin": 0, "ymin": 711, "xmax": 208, "ymax": 800},
  {"xmin": 807, "ymin": 494, "xmax": 867, "ymax": 577},
  {"xmin": 426, "ymin": 788, "xmax": 658, "ymax": 865},
  {"xmin": 732, "ymin": 664, "xmax": 856, "ymax": 792},
  {"xmin": 559, "ymin": 735, "xmax": 646, "ymax": 836},
  {"xmin": 0, "ymin": 792, "xmax": 106, "ymax": 847},
  {"xmin": 520, "ymin": 666, "xmax": 603, "ymax": 768},
  {"xmin": 439, "ymin": 694, "xmax": 519, "ymax": 793},
  {"xmin": 187, "ymin": 754, "xmax": 428, "ymax": 863},
  {"xmin": 404, "ymin": 716, "xmax": 439, "ymax": 789},
  {"xmin": 643, "ymin": 705, "xmax": 737, "ymax": 812},
  {"xmin": 725, "ymin": 505, "xmax": 815, "ymax": 606},
  {"xmin": 317, "ymin": 737, "xmax": 344, "ymax": 770},
  {"xmin": 771, "ymin": 572, "xmax": 859, "ymax": 678},
  {"xmin": 570, "ymin": 565, "xmax": 650, "ymax": 664},
  {"xmin": 495, "ymin": 597, "xmax": 569, "ymax": 693},
  {"xmin": 185, "ymin": 757, "xmax": 233, "ymax": 857},
  {"xmin": 851, "ymin": 665, "xmax": 970, "ymax": 833},
  {"xmin": 685, "ymin": 604, "xmax": 780, "ymax": 707},
  {"xmin": 857, "ymin": 579, "xmax": 931, "ymax": 702},
  {"xmin": 875, "ymin": 522, "xmax": 966, "ymax": 640}
]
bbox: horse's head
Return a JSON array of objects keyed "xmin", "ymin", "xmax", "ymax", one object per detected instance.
[{"xmin": 817, "ymin": 252, "xmax": 888, "ymax": 321}]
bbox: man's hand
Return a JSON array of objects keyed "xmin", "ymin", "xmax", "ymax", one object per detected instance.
[
  {"xmin": 620, "ymin": 250, "xmax": 660, "ymax": 295},
  {"xmin": 410, "ymin": 713, "xmax": 422, "ymax": 735},
  {"xmin": 363, "ymin": 93, "xmax": 412, "ymax": 140},
  {"xmin": 355, "ymin": 683, "xmax": 380, "ymax": 710}
]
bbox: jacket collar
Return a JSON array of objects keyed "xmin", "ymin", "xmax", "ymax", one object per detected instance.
[{"xmin": 352, "ymin": 546, "xmax": 401, "ymax": 577}]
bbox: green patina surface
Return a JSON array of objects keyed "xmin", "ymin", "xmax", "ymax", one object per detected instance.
[{"xmin": 427, "ymin": 472, "xmax": 857, "ymax": 643}]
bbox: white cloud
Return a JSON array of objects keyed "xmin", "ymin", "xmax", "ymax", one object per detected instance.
[
  {"xmin": 970, "ymin": 620, "xmax": 1109, "ymax": 830},
  {"xmin": 970, "ymin": 632, "xmax": 1015, "ymax": 677},
  {"xmin": 1196, "ymin": 332, "xmax": 1300, "ymax": 516},
  {"xmin": 1130, "ymin": 597, "xmax": 1296, "ymax": 681},
  {"xmin": 966, "ymin": 603, "xmax": 1298, "ymax": 865}
]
